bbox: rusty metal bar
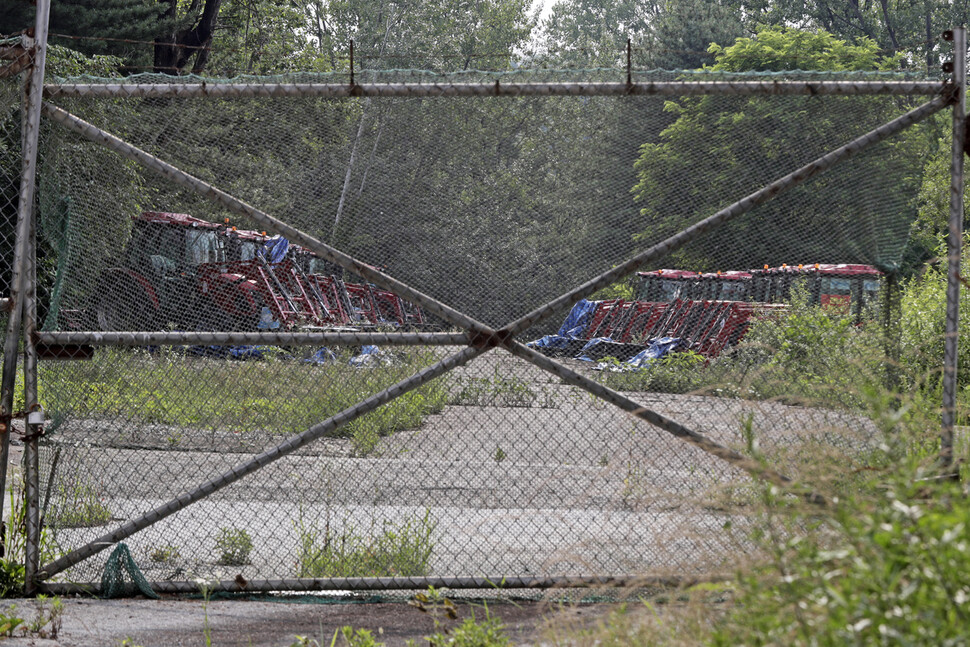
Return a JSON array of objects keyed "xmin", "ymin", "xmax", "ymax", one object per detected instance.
[
  {"xmin": 36, "ymin": 345, "xmax": 485, "ymax": 581},
  {"xmin": 40, "ymin": 102, "xmax": 497, "ymax": 340},
  {"xmin": 501, "ymin": 93, "xmax": 952, "ymax": 338},
  {"xmin": 942, "ymin": 27, "xmax": 966, "ymax": 469},
  {"xmin": 35, "ymin": 330, "xmax": 469, "ymax": 347},
  {"xmin": 43, "ymin": 80, "xmax": 947, "ymax": 99},
  {"xmin": 0, "ymin": 2, "xmax": 48, "ymax": 554},
  {"xmin": 23, "ymin": 212, "xmax": 40, "ymax": 593},
  {"xmin": 507, "ymin": 340, "xmax": 824, "ymax": 503},
  {"xmin": 38, "ymin": 573, "xmax": 730, "ymax": 595}
]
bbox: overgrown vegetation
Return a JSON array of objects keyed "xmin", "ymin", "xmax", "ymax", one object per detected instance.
[
  {"xmin": 42, "ymin": 347, "xmax": 450, "ymax": 450},
  {"xmin": 296, "ymin": 509, "xmax": 436, "ymax": 578},
  {"xmin": 598, "ymin": 264, "xmax": 967, "ymax": 419},
  {"xmin": 450, "ymin": 370, "xmax": 555, "ymax": 408},
  {"xmin": 46, "ymin": 479, "xmax": 112, "ymax": 529},
  {"xmin": 214, "ymin": 527, "xmax": 254, "ymax": 566}
]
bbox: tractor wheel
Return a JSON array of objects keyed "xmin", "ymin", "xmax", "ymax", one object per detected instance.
[{"xmin": 95, "ymin": 274, "xmax": 159, "ymax": 331}]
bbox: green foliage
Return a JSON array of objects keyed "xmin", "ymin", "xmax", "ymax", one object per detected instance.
[
  {"xmin": 289, "ymin": 626, "xmax": 385, "ymax": 647},
  {"xmin": 0, "ymin": 560, "xmax": 25, "ymax": 599},
  {"xmin": 415, "ymin": 615, "xmax": 510, "ymax": 647},
  {"xmin": 708, "ymin": 25, "xmax": 898, "ymax": 72},
  {"xmin": 24, "ymin": 596, "xmax": 63, "ymax": 641},
  {"xmin": 214, "ymin": 527, "xmax": 254, "ymax": 566},
  {"xmin": 47, "ymin": 480, "xmax": 112, "ymax": 528},
  {"xmin": 0, "ymin": 597, "xmax": 63, "ymax": 641},
  {"xmin": 451, "ymin": 370, "xmax": 549, "ymax": 408},
  {"xmin": 632, "ymin": 25, "xmax": 928, "ymax": 273},
  {"xmin": 598, "ymin": 350, "xmax": 706, "ymax": 394},
  {"xmin": 540, "ymin": 0, "xmax": 743, "ymax": 69},
  {"xmin": 405, "ymin": 588, "xmax": 510, "ymax": 647},
  {"xmin": 45, "ymin": 45, "xmax": 124, "ymax": 78},
  {"xmin": 297, "ymin": 510, "xmax": 436, "ymax": 578},
  {"xmin": 711, "ymin": 469, "xmax": 970, "ymax": 645},
  {"xmin": 0, "ymin": 607, "xmax": 24, "ymax": 637},
  {"xmin": 43, "ymin": 347, "xmax": 450, "ymax": 443},
  {"xmin": 148, "ymin": 545, "xmax": 181, "ymax": 564},
  {"xmin": 898, "ymin": 236, "xmax": 970, "ymax": 394}
]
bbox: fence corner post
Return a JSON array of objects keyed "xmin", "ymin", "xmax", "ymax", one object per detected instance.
[{"xmin": 942, "ymin": 26, "xmax": 966, "ymax": 471}]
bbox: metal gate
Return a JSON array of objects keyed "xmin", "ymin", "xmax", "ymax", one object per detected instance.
[{"xmin": 2, "ymin": 6, "xmax": 965, "ymax": 595}]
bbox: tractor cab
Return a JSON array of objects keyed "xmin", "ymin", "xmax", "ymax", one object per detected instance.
[
  {"xmin": 636, "ymin": 269, "xmax": 701, "ymax": 302},
  {"xmin": 695, "ymin": 271, "xmax": 753, "ymax": 301},
  {"xmin": 750, "ymin": 263, "xmax": 883, "ymax": 321},
  {"xmin": 127, "ymin": 211, "xmax": 226, "ymax": 272}
]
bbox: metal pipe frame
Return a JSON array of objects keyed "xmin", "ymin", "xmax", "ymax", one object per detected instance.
[
  {"xmin": 40, "ymin": 102, "xmax": 497, "ymax": 341},
  {"xmin": 37, "ymin": 344, "xmax": 485, "ymax": 580},
  {"xmin": 35, "ymin": 330, "xmax": 470, "ymax": 347},
  {"xmin": 44, "ymin": 80, "xmax": 946, "ymax": 99},
  {"xmin": 23, "ymin": 193, "xmax": 40, "ymax": 592},
  {"xmin": 501, "ymin": 93, "xmax": 953, "ymax": 338},
  {"xmin": 942, "ymin": 27, "xmax": 967, "ymax": 469},
  {"xmin": 32, "ymin": 69, "xmax": 949, "ymax": 592},
  {"xmin": 38, "ymin": 573, "xmax": 730, "ymax": 595},
  {"xmin": 0, "ymin": 1, "xmax": 48, "ymax": 555}
]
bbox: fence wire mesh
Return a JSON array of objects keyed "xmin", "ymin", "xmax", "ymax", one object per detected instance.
[
  {"xmin": 0, "ymin": 38, "xmax": 26, "ymax": 335},
  {"xmin": 18, "ymin": 67, "xmax": 958, "ymax": 591}
]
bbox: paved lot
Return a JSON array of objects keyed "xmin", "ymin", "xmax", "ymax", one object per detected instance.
[
  {"xmin": 27, "ymin": 350, "xmax": 873, "ymax": 588},
  {"xmin": 0, "ymin": 594, "xmax": 607, "ymax": 646}
]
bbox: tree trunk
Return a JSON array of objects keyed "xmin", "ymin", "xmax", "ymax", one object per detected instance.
[{"xmin": 154, "ymin": 0, "xmax": 223, "ymax": 75}]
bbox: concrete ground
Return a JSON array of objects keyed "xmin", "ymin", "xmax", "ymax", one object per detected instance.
[{"xmin": 0, "ymin": 593, "xmax": 614, "ymax": 646}]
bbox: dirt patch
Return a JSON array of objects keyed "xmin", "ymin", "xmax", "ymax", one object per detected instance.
[{"xmin": 0, "ymin": 594, "xmax": 614, "ymax": 647}]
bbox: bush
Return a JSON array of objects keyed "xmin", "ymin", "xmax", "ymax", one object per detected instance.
[
  {"xmin": 297, "ymin": 510, "xmax": 436, "ymax": 578},
  {"xmin": 214, "ymin": 527, "xmax": 253, "ymax": 566}
]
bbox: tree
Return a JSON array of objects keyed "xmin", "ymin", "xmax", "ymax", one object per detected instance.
[
  {"xmin": 753, "ymin": 0, "xmax": 970, "ymax": 75},
  {"xmin": 154, "ymin": 0, "xmax": 224, "ymax": 74},
  {"xmin": 537, "ymin": 0, "xmax": 744, "ymax": 69},
  {"xmin": 1, "ymin": 0, "xmax": 165, "ymax": 73},
  {"xmin": 631, "ymin": 27, "xmax": 930, "ymax": 273}
]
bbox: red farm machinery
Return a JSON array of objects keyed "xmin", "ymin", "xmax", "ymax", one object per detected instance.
[
  {"xmin": 531, "ymin": 263, "xmax": 883, "ymax": 362},
  {"xmin": 93, "ymin": 212, "xmax": 424, "ymax": 332}
]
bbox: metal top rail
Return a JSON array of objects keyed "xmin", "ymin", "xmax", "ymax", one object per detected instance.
[{"xmin": 44, "ymin": 80, "xmax": 949, "ymax": 99}]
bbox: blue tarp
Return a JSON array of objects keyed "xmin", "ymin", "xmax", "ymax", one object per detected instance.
[
  {"xmin": 349, "ymin": 345, "xmax": 383, "ymax": 367},
  {"xmin": 625, "ymin": 337, "xmax": 682, "ymax": 368},
  {"xmin": 258, "ymin": 236, "xmax": 290, "ymax": 264},
  {"xmin": 527, "ymin": 299, "xmax": 599, "ymax": 350},
  {"xmin": 304, "ymin": 347, "xmax": 337, "ymax": 365},
  {"xmin": 576, "ymin": 337, "xmax": 617, "ymax": 362},
  {"xmin": 557, "ymin": 299, "xmax": 598, "ymax": 337}
]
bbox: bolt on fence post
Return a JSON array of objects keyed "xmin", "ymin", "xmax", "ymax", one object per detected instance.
[
  {"xmin": 942, "ymin": 26, "xmax": 966, "ymax": 471},
  {"xmin": 0, "ymin": 0, "xmax": 50, "ymax": 566}
]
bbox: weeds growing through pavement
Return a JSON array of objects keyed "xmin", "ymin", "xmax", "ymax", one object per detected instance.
[{"xmin": 296, "ymin": 509, "xmax": 436, "ymax": 578}]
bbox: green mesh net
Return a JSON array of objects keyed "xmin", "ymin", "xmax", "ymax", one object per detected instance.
[{"xmin": 100, "ymin": 543, "xmax": 158, "ymax": 599}]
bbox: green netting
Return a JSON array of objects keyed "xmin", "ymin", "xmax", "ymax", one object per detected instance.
[
  {"xmin": 37, "ymin": 71, "xmax": 938, "ymax": 330},
  {"xmin": 100, "ymin": 543, "xmax": 158, "ymax": 599},
  {"xmin": 28, "ymin": 68, "xmax": 956, "ymax": 591}
]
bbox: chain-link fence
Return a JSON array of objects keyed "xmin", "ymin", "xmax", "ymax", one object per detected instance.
[
  {"xmin": 2, "ymin": 20, "xmax": 965, "ymax": 595},
  {"xmin": 0, "ymin": 35, "xmax": 29, "ymax": 342}
]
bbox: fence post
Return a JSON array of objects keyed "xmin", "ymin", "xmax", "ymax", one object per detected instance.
[
  {"xmin": 942, "ymin": 26, "xmax": 966, "ymax": 471},
  {"xmin": 0, "ymin": 0, "xmax": 50, "ymax": 588}
]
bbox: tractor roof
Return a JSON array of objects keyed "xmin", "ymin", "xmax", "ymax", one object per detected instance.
[
  {"xmin": 698, "ymin": 270, "xmax": 752, "ymax": 280},
  {"xmin": 636, "ymin": 269, "xmax": 700, "ymax": 280},
  {"xmin": 754, "ymin": 263, "xmax": 883, "ymax": 276},
  {"xmin": 137, "ymin": 211, "xmax": 222, "ymax": 229}
]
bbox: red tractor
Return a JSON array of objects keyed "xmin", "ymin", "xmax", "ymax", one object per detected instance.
[
  {"xmin": 95, "ymin": 212, "xmax": 267, "ymax": 331},
  {"xmin": 750, "ymin": 263, "xmax": 882, "ymax": 321}
]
